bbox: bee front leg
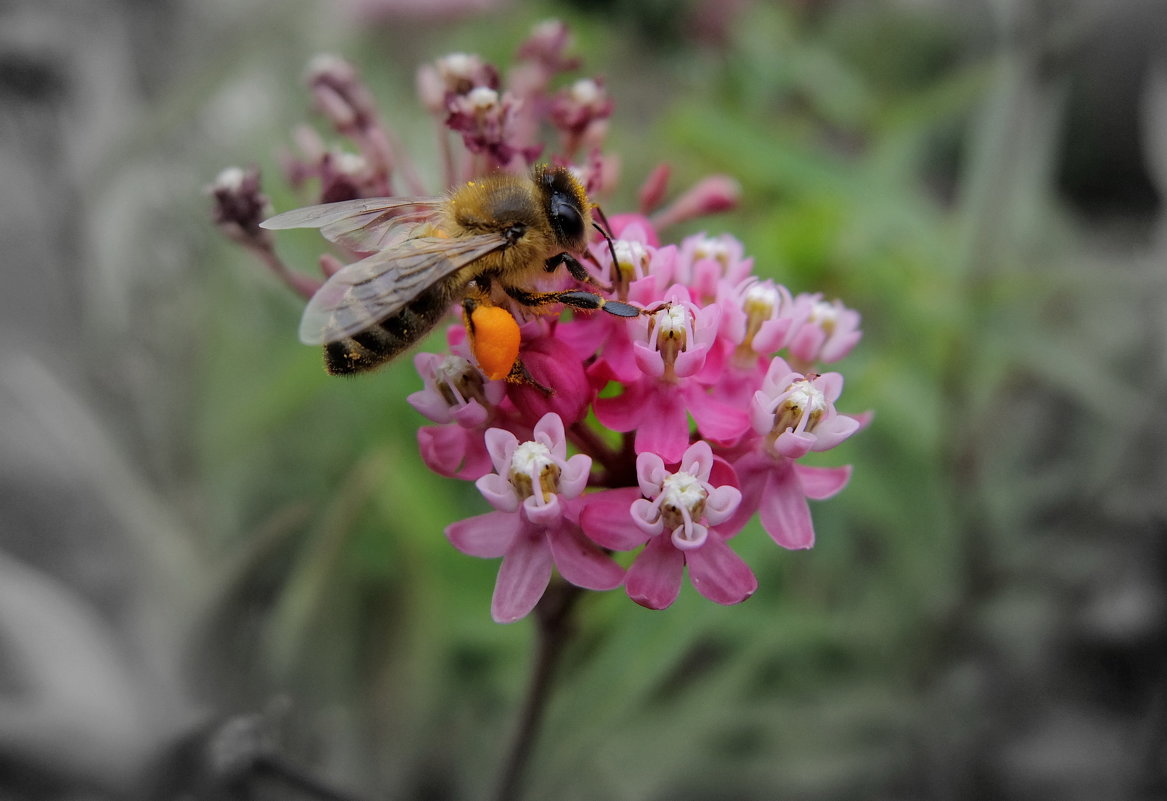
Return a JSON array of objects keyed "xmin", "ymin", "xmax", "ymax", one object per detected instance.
[
  {"xmin": 504, "ymin": 286, "xmax": 641, "ymax": 319},
  {"xmin": 544, "ymin": 252, "xmax": 620, "ymax": 296},
  {"xmin": 544, "ymin": 252, "xmax": 591, "ymax": 282}
]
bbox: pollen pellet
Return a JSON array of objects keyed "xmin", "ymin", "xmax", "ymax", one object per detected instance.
[{"xmin": 469, "ymin": 305, "xmax": 521, "ymax": 381}]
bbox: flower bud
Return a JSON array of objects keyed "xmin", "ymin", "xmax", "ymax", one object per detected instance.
[{"xmin": 508, "ymin": 336, "xmax": 592, "ymax": 425}]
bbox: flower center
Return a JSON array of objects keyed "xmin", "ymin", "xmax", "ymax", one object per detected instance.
[
  {"xmin": 742, "ymin": 282, "xmax": 780, "ymax": 343},
  {"xmin": 438, "ymin": 52, "xmax": 481, "ymax": 93},
  {"xmin": 808, "ymin": 299, "xmax": 839, "ymax": 334},
  {"xmin": 658, "ymin": 471, "xmax": 708, "ymax": 533},
  {"xmin": 508, "ymin": 441, "xmax": 561, "ymax": 503},
  {"xmin": 604, "ymin": 239, "xmax": 648, "ymax": 299},
  {"xmin": 467, "ymin": 86, "xmax": 500, "ymax": 111},
  {"xmin": 434, "ymin": 355, "xmax": 487, "ymax": 408},
  {"xmin": 570, "ymin": 78, "xmax": 602, "ymax": 106},
  {"xmin": 612, "ymin": 240, "xmax": 648, "ymax": 281},
  {"xmin": 770, "ymin": 377, "xmax": 827, "ymax": 439},
  {"xmin": 692, "ymin": 236, "xmax": 730, "ymax": 268},
  {"xmin": 650, "ymin": 304, "xmax": 692, "ymax": 374}
]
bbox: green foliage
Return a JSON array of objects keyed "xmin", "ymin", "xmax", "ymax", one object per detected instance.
[{"xmin": 181, "ymin": 2, "xmax": 1137, "ymax": 797}]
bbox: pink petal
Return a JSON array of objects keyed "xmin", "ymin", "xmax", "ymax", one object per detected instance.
[
  {"xmin": 450, "ymin": 400, "xmax": 490, "ymax": 429},
  {"xmin": 686, "ymin": 536, "xmax": 757, "ymax": 605},
  {"xmin": 491, "ymin": 532, "xmax": 554, "ymax": 623},
  {"xmin": 718, "ymin": 453, "xmax": 769, "ymax": 537},
  {"xmin": 594, "ymin": 332, "xmax": 640, "ymax": 384},
  {"xmin": 484, "ymin": 427, "xmax": 518, "ymax": 474},
  {"xmin": 557, "ymin": 315, "xmax": 608, "ymax": 360},
  {"xmin": 703, "ymin": 485, "xmax": 742, "ymax": 526},
  {"xmin": 821, "ymin": 329, "xmax": 862, "ymax": 363},
  {"xmin": 631, "ymin": 498, "xmax": 665, "ymax": 536},
  {"xmin": 522, "ymin": 493, "xmax": 563, "ymax": 527},
  {"xmin": 579, "ymin": 488, "xmax": 648, "ymax": 551},
  {"xmin": 672, "ymin": 346, "xmax": 708, "ymax": 378},
  {"xmin": 594, "ymin": 381, "xmax": 649, "ymax": 432},
  {"xmin": 418, "ymin": 425, "xmax": 467, "ymax": 478},
  {"xmin": 625, "ymin": 536, "xmax": 684, "ymax": 610},
  {"xmin": 686, "ymin": 388, "xmax": 751, "ymax": 443},
  {"xmin": 760, "ymin": 359, "xmax": 797, "ymax": 392},
  {"xmin": 752, "ymin": 317, "xmax": 792, "ymax": 354},
  {"xmin": 679, "ymin": 440, "xmax": 714, "ymax": 481},
  {"xmin": 418, "ymin": 426, "xmax": 490, "ymax": 480},
  {"xmin": 558, "ymin": 453, "xmax": 592, "ymax": 500},
  {"xmin": 848, "ymin": 410, "xmax": 875, "ymax": 430},
  {"xmin": 759, "ymin": 462, "xmax": 815, "ymax": 549},
  {"xmin": 476, "ymin": 472, "xmax": 519, "ymax": 512},
  {"xmin": 547, "ymin": 523, "xmax": 625, "ymax": 590},
  {"xmin": 775, "ymin": 429, "xmax": 815, "ymax": 460},
  {"xmin": 446, "ymin": 511, "xmax": 521, "ymax": 558},
  {"xmin": 634, "ymin": 391, "xmax": 690, "ymax": 463},
  {"xmin": 750, "ymin": 389, "xmax": 777, "ymax": 436},
  {"xmin": 532, "ymin": 413, "xmax": 567, "ymax": 460},
  {"xmin": 788, "ymin": 324, "xmax": 826, "ymax": 363},
  {"xmin": 809, "ymin": 414, "xmax": 860, "ymax": 452},
  {"xmin": 708, "ymin": 455, "xmax": 740, "ymax": 491},
  {"xmin": 816, "ymin": 372, "xmax": 845, "ymax": 402},
  {"xmin": 633, "ymin": 342, "xmax": 667, "ymax": 378},
  {"xmin": 795, "ymin": 464, "xmax": 852, "ymax": 500},
  {"xmin": 670, "ymin": 521, "xmax": 708, "ymax": 550},
  {"xmin": 635, "ymin": 451, "xmax": 667, "ymax": 496},
  {"xmin": 407, "ymin": 389, "xmax": 454, "ymax": 424}
]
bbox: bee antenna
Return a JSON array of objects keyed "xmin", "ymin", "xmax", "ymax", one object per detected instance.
[{"xmin": 591, "ymin": 209, "xmax": 619, "ymax": 270}]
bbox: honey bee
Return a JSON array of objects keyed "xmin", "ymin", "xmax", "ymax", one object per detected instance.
[{"xmin": 261, "ymin": 164, "xmax": 639, "ymax": 378}]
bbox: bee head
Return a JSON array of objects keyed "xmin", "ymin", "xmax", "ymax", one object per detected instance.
[{"xmin": 536, "ymin": 165, "xmax": 592, "ymax": 252}]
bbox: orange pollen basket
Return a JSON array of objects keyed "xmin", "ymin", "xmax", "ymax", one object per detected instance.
[{"xmin": 469, "ymin": 305, "xmax": 521, "ymax": 380}]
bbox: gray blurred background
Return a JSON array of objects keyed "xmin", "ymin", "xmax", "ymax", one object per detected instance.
[{"xmin": 2, "ymin": 0, "xmax": 1166, "ymax": 799}]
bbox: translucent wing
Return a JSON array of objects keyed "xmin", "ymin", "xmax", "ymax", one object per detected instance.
[
  {"xmin": 261, "ymin": 196, "xmax": 447, "ymax": 253},
  {"xmin": 298, "ymin": 234, "xmax": 505, "ymax": 345}
]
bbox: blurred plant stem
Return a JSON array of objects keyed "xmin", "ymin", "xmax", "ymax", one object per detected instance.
[{"xmin": 492, "ymin": 580, "xmax": 583, "ymax": 801}]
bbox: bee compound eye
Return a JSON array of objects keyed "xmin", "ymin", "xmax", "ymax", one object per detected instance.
[{"xmin": 550, "ymin": 195, "xmax": 585, "ymax": 243}]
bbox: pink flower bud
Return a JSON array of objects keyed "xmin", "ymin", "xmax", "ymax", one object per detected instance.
[
  {"xmin": 508, "ymin": 336, "xmax": 592, "ymax": 425},
  {"xmin": 637, "ymin": 163, "xmax": 671, "ymax": 214},
  {"xmin": 652, "ymin": 174, "xmax": 741, "ymax": 229}
]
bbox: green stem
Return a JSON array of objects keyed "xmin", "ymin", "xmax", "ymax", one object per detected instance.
[
  {"xmin": 569, "ymin": 422, "xmax": 629, "ymax": 486},
  {"xmin": 491, "ymin": 581, "xmax": 583, "ymax": 801}
]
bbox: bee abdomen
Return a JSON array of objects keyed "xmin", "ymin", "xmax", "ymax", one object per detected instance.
[{"xmin": 323, "ymin": 284, "xmax": 455, "ymax": 375}]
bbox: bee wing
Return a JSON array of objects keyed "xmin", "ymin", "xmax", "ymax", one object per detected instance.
[
  {"xmin": 298, "ymin": 234, "xmax": 506, "ymax": 345},
  {"xmin": 261, "ymin": 196, "xmax": 447, "ymax": 253}
]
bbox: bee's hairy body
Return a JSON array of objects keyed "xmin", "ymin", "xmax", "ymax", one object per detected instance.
[
  {"xmin": 324, "ymin": 165, "xmax": 592, "ymax": 375},
  {"xmin": 324, "ymin": 279, "xmax": 460, "ymax": 374}
]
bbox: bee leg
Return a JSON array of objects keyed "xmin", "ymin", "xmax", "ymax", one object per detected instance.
[
  {"xmin": 544, "ymin": 252, "xmax": 616, "ymax": 293},
  {"xmin": 506, "ymin": 359, "xmax": 554, "ymax": 396},
  {"xmin": 462, "ymin": 297, "xmax": 524, "ymax": 382},
  {"xmin": 544, "ymin": 251, "xmax": 589, "ymax": 280},
  {"xmin": 505, "ymin": 286, "xmax": 641, "ymax": 319}
]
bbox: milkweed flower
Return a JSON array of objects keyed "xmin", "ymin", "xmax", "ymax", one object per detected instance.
[
  {"xmin": 721, "ymin": 359, "xmax": 859, "ymax": 549},
  {"xmin": 445, "ymin": 413, "xmax": 623, "ymax": 623},
  {"xmin": 581, "ymin": 442, "xmax": 754, "ymax": 609},
  {"xmin": 409, "ymin": 348, "xmax": 504, "ymax": 480},
  {"xmin": 215, "ymin": 19, "xmax": 868, "ymax": 622},
  {"xmin": 786, "ymin": 293, "xmax": 863, "ymax": 367},
  {"xmin": 592, "ymin": 287, "xmax": 749, "ymax": 464}
]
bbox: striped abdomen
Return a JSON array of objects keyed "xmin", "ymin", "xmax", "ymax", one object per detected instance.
[{"xmin": 323, "ymin": 280, "xmax": 458, "ymax": 375}]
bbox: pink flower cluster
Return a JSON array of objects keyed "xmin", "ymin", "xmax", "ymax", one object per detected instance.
[
  {"xmin": 211, "ymin": 20, "xmax": 867, "ymax": 624},
  {"xmin": 415, "ymin": 215, "xmax": 865, "ymax": 621}
]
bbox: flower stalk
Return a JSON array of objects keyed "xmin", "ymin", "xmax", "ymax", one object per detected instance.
[{"xmin": 491, "ymin": 580, "xmax": 582, "ymax": 801}]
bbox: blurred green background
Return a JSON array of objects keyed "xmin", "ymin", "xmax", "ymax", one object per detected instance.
[{"xmin": 2, "ymin": 0, "xmax": 1165, "ymax": 799}]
